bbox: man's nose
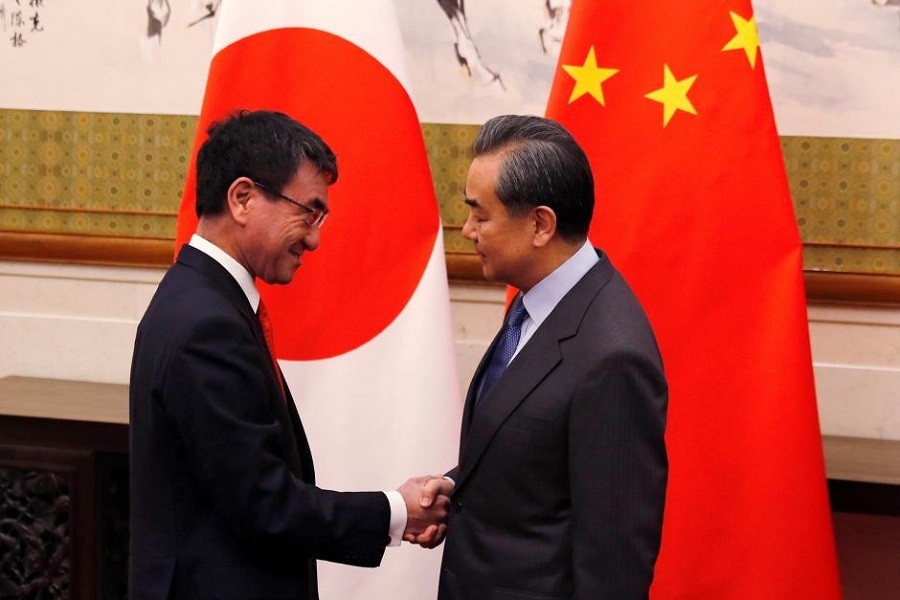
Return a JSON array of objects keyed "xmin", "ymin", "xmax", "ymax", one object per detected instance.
[
  {"xmin": 461, "ymin": 215, "xmax": 476, "ymax": 240},
  {"xmin": 304, "ymin": 226, "xmax": 321, "ymax": 251}
]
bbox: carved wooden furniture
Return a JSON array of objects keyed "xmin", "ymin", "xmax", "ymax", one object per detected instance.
[{"xmin": 0, "ymin": 376, "xmax": 128, "ymax": 600}]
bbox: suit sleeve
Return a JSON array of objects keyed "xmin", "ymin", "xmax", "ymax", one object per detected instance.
[
  {"xmin": 568, "ymin": 351, "xmax": 668, "ymax": 599},
  {"xmin": 162, "ymin": 311, "xmax": 390, "ymax": 566}
]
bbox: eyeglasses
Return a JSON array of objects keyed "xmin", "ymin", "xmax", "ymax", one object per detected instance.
[{"xmin": 251, "ymin": 180, "xmax": 328, "ymax": 229}]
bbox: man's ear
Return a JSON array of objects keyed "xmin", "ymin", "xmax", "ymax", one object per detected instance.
[
  {"xmin": 227, "ymin": 178, "xmax": 255, "ymax": 225},
  {"xmin": 532, "ymin": 205, "xmax": 557, "ymax": 247}
]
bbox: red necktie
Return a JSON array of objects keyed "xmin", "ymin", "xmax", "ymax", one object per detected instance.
[{"xmin": 257, "ymin": 299, "xmax": 286, "ymax": 402}]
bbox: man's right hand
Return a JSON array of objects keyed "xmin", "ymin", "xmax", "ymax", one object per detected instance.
[{"xmin": 396, "ymin": 476, "xmax": 454, "ymax": 548}]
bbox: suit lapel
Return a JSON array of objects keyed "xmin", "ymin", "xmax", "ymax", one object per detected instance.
[
  {"xmin": 460, "ymin": 312, "xmax": 506, "ymax": 444},
  {"xmin": 455, "ymin": 253, "xmax": 615, "ymax": 492},
  {"xmin": 177, "ymin": 244, "xmax": 259, "ymax": 336},
  {"xmin": 176, "ymin": 245, "xmax": 314, "ymax": 482},
  {"xmin": 178, "ymin": 247, "xmax": 280, "ymax": 410}
]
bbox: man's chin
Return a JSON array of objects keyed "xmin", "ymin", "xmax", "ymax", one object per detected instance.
[{"xmin": 261, "ymin": 269, "xmax": 298, "ymax": 286}]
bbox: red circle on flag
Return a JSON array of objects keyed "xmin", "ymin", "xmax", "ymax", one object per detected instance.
[{"xmin": 177, "ymin": 28, "xmax": 439, "ymax": 359}]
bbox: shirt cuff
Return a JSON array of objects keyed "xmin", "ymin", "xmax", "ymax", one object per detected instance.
[{"xmin": 384, "ymin": 490, "xmax": 407, "ymax": 547}]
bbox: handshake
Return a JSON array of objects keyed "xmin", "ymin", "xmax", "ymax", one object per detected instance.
[{"xmin": 396, "ymin": 475, "xmax": 455, "ymax": 549}]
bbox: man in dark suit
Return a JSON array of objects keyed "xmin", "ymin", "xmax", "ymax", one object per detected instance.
[
  {"xmin": 129, "ymin": 110, "xmax": 450, "ymax": 600},
  {"xmin": 428, "ymin": 115, "xmax": 668, "ymax": 599}
]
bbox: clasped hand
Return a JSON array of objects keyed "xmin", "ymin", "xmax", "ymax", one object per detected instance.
[{"xmin": 396, "ymin": 475, "xmax": 454, "ymax": 548}]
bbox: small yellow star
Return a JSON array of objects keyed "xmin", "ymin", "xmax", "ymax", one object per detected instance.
[
  {"xmin": 644, "ymin": 64, "xmax": 698, "ymax": 127},
  {"xmin": 722, "ymin": 11, "xmax": 760, "ymax": 68},
  {"xmin": 561, "ymin": 46, "xmax": 619, "ymax": 106}
]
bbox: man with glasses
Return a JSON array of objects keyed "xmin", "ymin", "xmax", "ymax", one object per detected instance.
[{"xmin": 129, "ymin": 110, "xmax": 451, "ymax": 600}]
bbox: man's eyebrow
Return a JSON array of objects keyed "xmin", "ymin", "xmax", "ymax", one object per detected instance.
[{"xmin": 464, "ymin": 198, "xmax": 480, "ymax": 208}]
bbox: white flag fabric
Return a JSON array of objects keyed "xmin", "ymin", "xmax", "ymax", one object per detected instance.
[{"xmin": 175, "ymin": 1, "xmax": 462, "ymax": 598}]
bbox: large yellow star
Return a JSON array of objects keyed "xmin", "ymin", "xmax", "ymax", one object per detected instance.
[
  {"xmin": 644, "ymin": 64, "xmax": 698, "ymax": 127},
  {"xmin": 722, "ymin": 11, "xmax": 760, "ymax": 68},
  {"xmin": 561, "ymin": 46, "xmax": 619, "ymax": 106}
]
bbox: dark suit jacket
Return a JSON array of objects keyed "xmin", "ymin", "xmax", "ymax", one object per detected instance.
[
  {"xmin": 439, "ymin": 250, "xmax": 668, "ymax": 600},
  {"xmin": 129, "ymin": 245, "xmax": 390, "ymax": 600}
]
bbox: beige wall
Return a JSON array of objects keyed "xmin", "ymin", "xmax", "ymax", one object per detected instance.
[
  {"xmin": 809, "ymin": 304, "xmax": 900, "ymax": 439},
  {"xmin": 1, "ymin": 260, "xmax": 898, "ymax": 443}
]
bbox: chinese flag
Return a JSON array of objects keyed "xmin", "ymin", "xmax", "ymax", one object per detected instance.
[
  {"xmin": 547, "ymin": 1, "xmax": 841, "ymax": 597},
  {"xmin": 175, "ymin": 1, "xmax": 461, "ymax": 598}
]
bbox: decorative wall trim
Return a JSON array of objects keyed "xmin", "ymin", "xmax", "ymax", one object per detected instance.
[
  {"xmin": 3, "ymin": 232, "xmax": 896, "ymax": 304},
  {"xmin": 805, "ymin": 271, "xmax": 900, "ymax": 305},
  {"xmin": 0, "ymin": 232, "xmax": 172, "ymax": 268}
]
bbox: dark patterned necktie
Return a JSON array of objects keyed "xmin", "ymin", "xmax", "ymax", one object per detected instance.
[
  {"xmin": 257, "ymin": 299, "xmax": 286, "ymax": 402},
  {"xmin": 478, "ymin": 295, "xmax": 528, "ymax": 401}
]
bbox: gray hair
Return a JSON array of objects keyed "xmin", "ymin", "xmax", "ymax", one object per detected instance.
[{"xmin": 472, "ymin": 115, "xmax": 594, "ymax": 241}]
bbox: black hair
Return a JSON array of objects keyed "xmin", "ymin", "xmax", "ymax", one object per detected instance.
[{"xmin": 195, "ymin": 109, "xmax": 337, "ymax": 217}]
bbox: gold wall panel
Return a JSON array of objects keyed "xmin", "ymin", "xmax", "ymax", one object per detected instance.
[
  {"xmin": 420, "ymin": 123, "xmax": 480, "ymax": 254},
  {"xmin": 1, "ymin": 109, "xmax": 897, "ymax": 276},
  {"xmin": 0, "ymin": 110, "xmax": 192, "ymax": 239},
  {"xmin": 784, "ymin": 137, "xmax": 898, "ymax": 275}
]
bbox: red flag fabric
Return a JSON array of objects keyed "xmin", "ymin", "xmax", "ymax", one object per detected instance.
[
  {"xmin": 547, "ymin": 1, "xmax": 841, "ymax": 597},
  {"xmin": 175, "ymin": 2, "xmax": 461, "ymax": 598}
]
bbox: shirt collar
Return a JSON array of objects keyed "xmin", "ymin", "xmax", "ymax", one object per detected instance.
[
  {"xmin": 521, "ymin": 239, "xmax": 598, "ymax": 329},
  {"xmin": 189, "ymin": 233, "xmax": 260, "ymax": 312}
]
